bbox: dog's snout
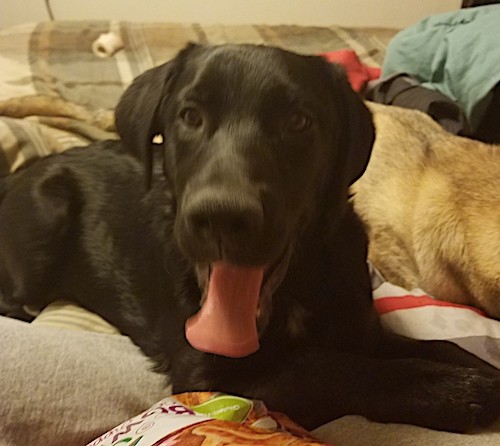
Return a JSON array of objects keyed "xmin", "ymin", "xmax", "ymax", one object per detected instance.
[
  {"xmin": 191, "ymin": 208, "xmax": 261, "ymax": 238},
  {"xmin": 184, "ymin": 191, "xmax": 264, "ymax": 256},
  {"xmin": 188, "ymin": 195, "xmax": 263, "ymax": 238}
]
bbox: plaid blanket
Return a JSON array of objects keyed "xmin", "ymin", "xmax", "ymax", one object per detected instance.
[{"xmin": 0, "ymin": 20, "xmax": 395, "ymax": 174}]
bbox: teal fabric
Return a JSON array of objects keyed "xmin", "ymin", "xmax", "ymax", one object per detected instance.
[{"xmin": 382, "ymin": 5, "xmax": 500, "ymax": 130}]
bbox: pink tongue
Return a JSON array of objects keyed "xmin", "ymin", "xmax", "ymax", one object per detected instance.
[{"xmin": 185, "ymin": 262, "xmax": 264, "ymax": 358}]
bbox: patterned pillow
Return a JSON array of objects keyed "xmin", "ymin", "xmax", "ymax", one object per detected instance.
[{"xmin": 32, "ymin": 300, "xmax": 120, "ymax": 335}]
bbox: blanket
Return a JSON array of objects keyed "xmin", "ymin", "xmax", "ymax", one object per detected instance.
[
  {"xmin": 0, "ymin": 20, "xmax": 394, "ymax": 174},
  {"xmin": 381, "ymin": 5, "xmax": 500, "ymax": 130}
]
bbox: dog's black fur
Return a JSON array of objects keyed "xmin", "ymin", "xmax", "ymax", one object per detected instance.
[{"xmin": 1, "ymin": 44, "xmax": 499, "ymax": 431}]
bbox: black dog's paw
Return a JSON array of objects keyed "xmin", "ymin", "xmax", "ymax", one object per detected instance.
[
  {"xmin": 412, "ymin": 365, "xmax": 500, "ymax": 432},
  {"xmin": 447, "ymin": 369, "xmax": 499, "ymax": 431},
  {"xmin": 369, "ymin": 360, "xmax": 500, "ymax": 432}
]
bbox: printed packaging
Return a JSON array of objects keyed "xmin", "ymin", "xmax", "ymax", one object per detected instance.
[{"xmin": 88, "ymin": 392, "xmax": 333, "ymax": 445}]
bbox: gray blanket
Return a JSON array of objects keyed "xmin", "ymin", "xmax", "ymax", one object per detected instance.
[{"xmin": 1, "ymin": 315, "xmax": 499, "ymax": 445}]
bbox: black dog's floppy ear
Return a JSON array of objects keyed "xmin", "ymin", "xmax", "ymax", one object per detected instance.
[
  {"xmin": 328, "ymin": 63, "xmax": 375, "ymax": 185},
  {"xmin": 115, "ymin": 43, "xmax": 200, "ymax": 183}
]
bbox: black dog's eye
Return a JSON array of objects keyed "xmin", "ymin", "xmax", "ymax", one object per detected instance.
[
  {"xmin": 287, "ymin": 112, "xmax": 312, "ymax": 133},
  {"xmin": 179, "ymin": 107, "xmax": 203, "ymax": 128}
]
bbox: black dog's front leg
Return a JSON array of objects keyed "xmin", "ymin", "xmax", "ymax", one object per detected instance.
[
  {"xmin": 174, "ymin": 345, "xmax": 500, "ymax": 433},
  {"xmin": 261, "ymin": 352, "xmax": 498, "ymax": 432}
]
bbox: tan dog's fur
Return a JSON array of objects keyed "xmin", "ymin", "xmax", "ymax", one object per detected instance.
[{"xmin": 352, "ymin": 102, "xmax": 500, "ymax": 318}]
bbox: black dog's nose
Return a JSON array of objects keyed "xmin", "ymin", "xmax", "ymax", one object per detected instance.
[{"xmin": 185, "ymin": 192, "xmax": 264, "ymax": 247}]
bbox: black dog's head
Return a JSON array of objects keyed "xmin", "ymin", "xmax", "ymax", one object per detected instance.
[{"xmin": 115, "ymin": 43, "xmax": 374, "ymax": 357}]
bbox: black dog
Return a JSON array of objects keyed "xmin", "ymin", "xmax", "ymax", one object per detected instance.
[{"xmin": 1, "ymin": 44, "xmax": 499, "ymax": 432}]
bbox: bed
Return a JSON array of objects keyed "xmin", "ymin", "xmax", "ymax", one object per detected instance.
[{"xmin": 0, "ymin": 20, "xmax": 499, "ymax": 446}]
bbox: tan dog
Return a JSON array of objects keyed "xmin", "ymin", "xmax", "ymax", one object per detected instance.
[{"xmin": 352, "ymin": 102, "xmax": 500, "ymax": 318}]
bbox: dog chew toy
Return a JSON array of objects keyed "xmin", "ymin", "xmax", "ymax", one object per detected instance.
[{"xmin": 88, "ymin": 392, "xmax": 332, "ymax": 446}]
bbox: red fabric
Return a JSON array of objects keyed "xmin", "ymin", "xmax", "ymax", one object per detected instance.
[
  {"xmin": 321, "ymin": 50, "xmax": 381, "ymax": 92},
  {"xmin": 374, "ymin": 294, "xmax": 486, "ymax": 317}
]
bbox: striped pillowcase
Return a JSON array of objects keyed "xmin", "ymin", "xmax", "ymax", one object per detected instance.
[{"xmin": 374, "ymin": 280, "xmax": 500, "ymax": 369}]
